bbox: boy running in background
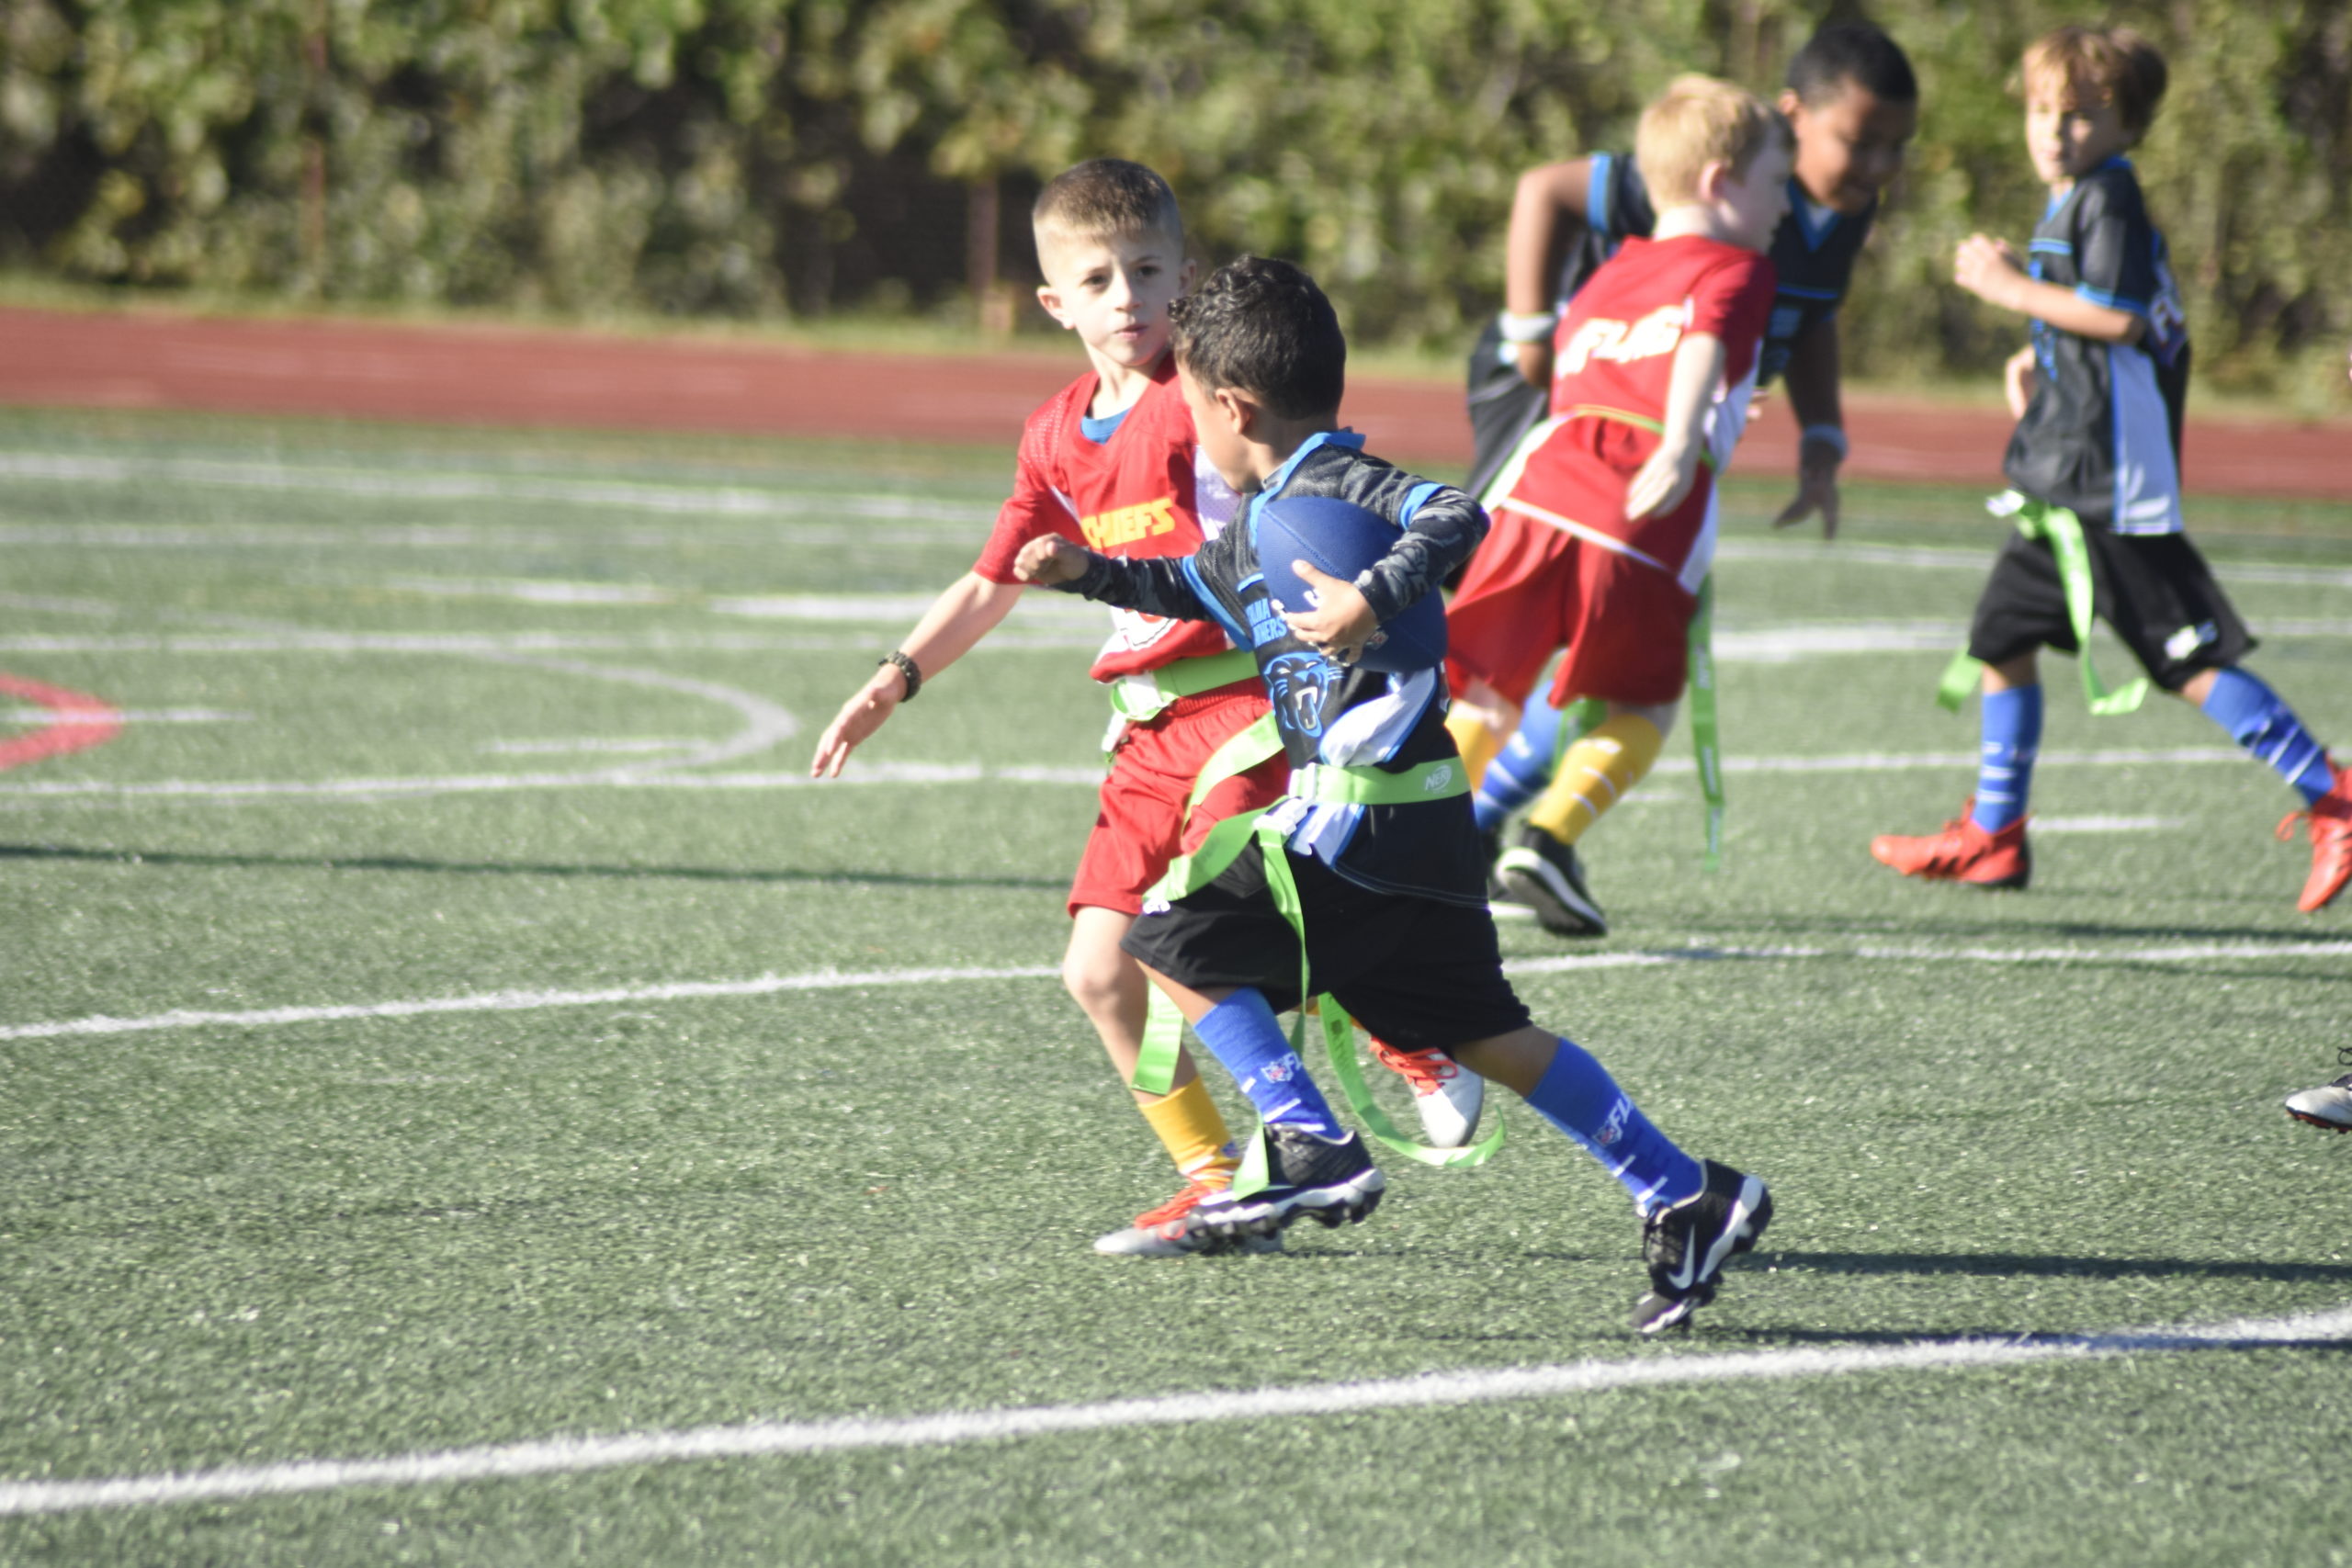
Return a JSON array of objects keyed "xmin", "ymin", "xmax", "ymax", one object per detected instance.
[
  {"xmin": 1444, "ymin": 78, "xmax": 1792, "ymax": 937},
  {"xmin": 811, "ymin": 162, "xmax": 1470, "ymax": 1259},
  {"xmin": 1462, "ymin": 24, "xmax": 1917, "ymax": 929},
  {"xmin": 1017, "ymin": 255, "xmax": 1772, "ymax": 1333},
  {"xmin": 1870, "ymin": 28, "xmax": 2350, "ymax": 912}
]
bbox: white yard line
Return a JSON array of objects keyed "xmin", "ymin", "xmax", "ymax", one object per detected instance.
[
  {"xmin": 0, "ymin": 451, "xmax": 997, "ymax": 525},
  {"xmin": 4, "ymin": 1303, "xmax": 2345, "ymax": 1517},
  {"xmin": 11, "ymin": 938, "xmax": 2352, "ymax": 1044},
  {"xmin": 0, "ymin": 745, "xmax": 2256, "ymax": 799}
]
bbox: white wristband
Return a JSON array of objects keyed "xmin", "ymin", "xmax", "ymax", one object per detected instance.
[
  {"xmin": 1800, "ymin": 423, "xmax": 1849, "ymax": 461},
  {"xmin": 1497, "ymin": 310, "xmax": 1558, "ymax": 344}
]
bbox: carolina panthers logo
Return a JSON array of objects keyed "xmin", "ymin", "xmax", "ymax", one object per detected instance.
[{"xmin": 1264, "ymin": 651, "xmax": 1340, "ymax": 739}]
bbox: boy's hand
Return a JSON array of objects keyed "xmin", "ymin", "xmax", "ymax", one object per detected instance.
[
  {"xmin": 1624, "ymin": 442, "xmax": 1702, "ymax": 523},
  {"xmin": 1771, "ymin": 442, "xmax": 1842, "ymax": 539},
  {"xmin": 1280, "ymin": 559, "xmax": 1376, "ymax": 663},
  {"xmin": 1012, "ymin": 535, "xmax": 1089, "ymax": 585},
  {"xmin": 2002, "ymin": 344, "xmax": 2041, "ymax": 419},
  {"xmin": 1954, "ymin": 233, "xmax": 2027, "ymax": 312},
  {"xmin": 810, "ymin": 665, "xmax": 905, "ymax": 779}
]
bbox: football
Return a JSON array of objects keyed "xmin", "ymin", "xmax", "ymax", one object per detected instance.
[{"xmin": 1254, "ymin": 495, "xmax": 1448, "ymax": 673}]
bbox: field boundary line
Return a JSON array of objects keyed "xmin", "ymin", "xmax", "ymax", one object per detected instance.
[
  {"xmin": 12, "ymin": 939, "xmax": 2352, "ymax": 1043},
  {"xmin": 4, "ymin": 1304, "xmax": 2345, "ymax": 1517}
]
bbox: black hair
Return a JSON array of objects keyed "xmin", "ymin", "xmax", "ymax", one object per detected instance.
[
  {"xmin": 1168, "ymin": 255, "xmax": 1346, "ymax": 422},
  {"xmin": 1786, "ymin": 20, "xmax": 1917, "ymax": 106}
]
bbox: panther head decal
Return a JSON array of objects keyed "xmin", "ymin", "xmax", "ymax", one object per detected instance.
[{"xmin": 1263, "ymin": 650, "xmax": 1340, "ymax": 739}]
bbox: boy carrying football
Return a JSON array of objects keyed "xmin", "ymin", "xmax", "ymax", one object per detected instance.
[
  {"xmin": 809, "ymin": 160, "xmax": 1458, "ymax": 1261},
  {"xmin": 1017, "ymin": 254, "xmax": 1772, "ymax": 1333}
]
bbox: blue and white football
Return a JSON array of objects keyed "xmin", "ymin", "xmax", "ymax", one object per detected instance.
[{"xmin": 1255, "ymin": 495, "xmax": 1447, "ymax": 673}]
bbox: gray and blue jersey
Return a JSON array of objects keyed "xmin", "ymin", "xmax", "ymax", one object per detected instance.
[{"xmin": 2004, "ymin": 156, "xmax": 2190, "ymax": 534}]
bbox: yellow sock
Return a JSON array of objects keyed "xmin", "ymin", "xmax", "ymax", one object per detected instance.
[
  {"xmin": 1445, "ymin": 706, "xmax": 1507, "ymax": 788},
  {"xmin": 1527, "ymin": 713, "xmax": 1664, "ymax": 846},
  {"xmin": 1138, "ymin": 1077, "xmax": 1238, "ymax": 1187}
]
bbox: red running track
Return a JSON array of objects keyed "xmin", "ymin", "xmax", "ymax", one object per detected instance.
[{"xmin": 3, "ymin": 305, "xmax": 2344, "ymax": 498}]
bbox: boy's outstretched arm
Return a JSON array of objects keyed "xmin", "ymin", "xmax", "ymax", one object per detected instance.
[
  {"xmin": 808, "ymin": 570, "xmax": 1023, "ymax": 778},
  {"xmin": 1625, "ymin": 331, "xmax": 1728, "ymax": 522},
  {"xmin": 1772, "ymin": 315, "xmax": 1844, "ymax": 539},
  {"xmin": 1012, "ymin": 534, "xmax": 1216, "ymax": 624},
  {"xmin": 1503, "ymin": 159, "xmax": 1598, "ymax": 389},
  {"xmin": 1954, "ymin": 233, "xmax": 2144, "ymax": 344}
]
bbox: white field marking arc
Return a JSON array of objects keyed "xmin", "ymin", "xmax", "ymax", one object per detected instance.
[
  {"xmin": 2, "ymin": 708, "xmax": 249, "ymax": 725},
  {"xmin": 10, "ymin": 938, "xmax": 2352, "ymax": 1044},
  {"xmin": 0, "ymin": 745, "xmax": 2257, "ymax": 800},
  {"xmin": 3, "ymin": 1303, "xmax": 2346, "ymax": 1518}
]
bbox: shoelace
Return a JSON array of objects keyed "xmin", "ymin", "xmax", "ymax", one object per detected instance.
[{"xmin": 1368, "ymin": 1036, "xmax": 1458, "ymax": 1094}]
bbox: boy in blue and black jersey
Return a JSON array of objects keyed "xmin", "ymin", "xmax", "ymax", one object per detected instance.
[
  {"xmin": 1871, "ymin": 25, "xmax": 2350, "ymax": 914},
  {"xmin": 1017, "ymin": 256, "xmax": 1773, "ymax": 1333},
  {"xmin": 1458, "ymin": 22, "xmax": 1918, "ymax": 925}
]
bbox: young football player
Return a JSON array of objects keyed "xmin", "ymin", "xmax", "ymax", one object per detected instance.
[
  {"xmin": 1442, "ymin": 78, "xmax": 1792, "ymax": 937},
  {"xmin": 1462, "ymin": 23, "xmax": 1918, "ymax": 930},
  {"xmin": 810, "ymin": 160, "xmax": 1464, "ymax": 1261},
  {"xmin": 1869, "ymin": 27, "xmax": 2350, "ymax": 913},
  {"xmin": 1016, "ymin": 254, "xmax": 1773, "ymax": 1333}
]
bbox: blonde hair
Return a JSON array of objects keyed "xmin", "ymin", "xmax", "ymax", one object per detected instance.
[
  {"xmin": 2020, "ymin": 25, "xmax": 2168, "ymax": 138},
  {"xmin": 1634, "ymin": 74, "xmax": 1788, "ymax": 207},
  {"xmin": 1032, "ymin": 159, "xmax": 1184, "ymax": 250}
]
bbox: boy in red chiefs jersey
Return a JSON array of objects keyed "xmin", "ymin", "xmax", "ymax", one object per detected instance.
[
  {"xmin": 810, "ymin": 160, "xmax": 1466, "ymax": 1258},
  {"xmin": 1442, "ymin": 78, "xmax": 1792, "ymax": 936}
]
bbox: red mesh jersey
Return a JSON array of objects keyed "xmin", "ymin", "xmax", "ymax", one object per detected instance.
[{"xmin": 972, "ymin": 357, "xmax": 1240, "ymax": 682}]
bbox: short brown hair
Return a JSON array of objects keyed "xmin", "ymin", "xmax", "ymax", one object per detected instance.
[
  {"xmin": 2020, "ymin": 25, "xmax": 2168, "ymax": 138},
  {"xmin": 1634, "ymin": 75, "xmax": 1789, "ymax": 207},
  {"xmin": 1032, "ymin": 159, "xmax": 1184, "ymax": 249}
]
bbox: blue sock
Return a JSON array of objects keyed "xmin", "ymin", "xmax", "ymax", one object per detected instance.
[
  {"xmin": 1523, "ymin": 1036, "xmax": 1702, "ymax": 1214},
  {"xmin": 1475, "ymin": 698, "xmax": 1572, "ymax": 833},
  {"xmin": 2200, "ymin": 667, "xmax": 2335, "ymax": 806},
  {"xmin": 1191, "ymin": 989, "xmax": 1339, "ymax": 1137},
  {"xmin": 1970, "ymin": 684, "xmax": 2042, "ymax": 832}
]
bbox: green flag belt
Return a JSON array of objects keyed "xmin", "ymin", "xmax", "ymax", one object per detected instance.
[
  {"xmin": 1132, "ymin": 750, "xmax": 1505, "ymax": 1173},
  {"xmin": 1937, "ymin": 492, "xmax": 2150, "ymax": 717}
]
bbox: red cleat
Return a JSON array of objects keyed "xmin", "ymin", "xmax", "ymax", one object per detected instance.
[
  {"xmin": 1870, "ymin": 800, "xmax": 2031, "ymax": 889},
  {"xmin": 2279, "ymin": 762, "xmax": 2352, "ymax": 914}
]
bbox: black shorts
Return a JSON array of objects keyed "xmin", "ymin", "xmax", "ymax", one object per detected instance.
[
  {"xmin": 1968, "ymin": 526, "xmax": 2255, "ymax": 692},
  {"xmin": 1119, "ymin": 840, "xmax": 1534, "ymax": 1055}
]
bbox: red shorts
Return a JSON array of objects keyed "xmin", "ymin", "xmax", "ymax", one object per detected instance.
[
  {"xmin": 1446, "ymin": 508, "xmax": 1698, "ymax": 710},
  {"xmin": 1068, "ymin": 683, "xmax": 1290, "ymax": 918}
]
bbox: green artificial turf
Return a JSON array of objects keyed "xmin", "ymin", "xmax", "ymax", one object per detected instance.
[{"xmin": 3, "ymin": 407, "xmax": 2349, "ymax": 1565}]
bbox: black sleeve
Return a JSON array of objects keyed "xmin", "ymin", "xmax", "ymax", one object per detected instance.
[
  {"xmin": 1329, "ymin": 461, "xmax": 1487, "ymax": 627},
  {"xmin": 2072, "ymin": 172, "xmax": 2157, "ymax": 317}
]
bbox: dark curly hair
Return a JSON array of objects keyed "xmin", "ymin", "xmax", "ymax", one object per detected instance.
[{"xmin": 1168, "ymin": 255, "xmax": 1345, "ymax": 421}]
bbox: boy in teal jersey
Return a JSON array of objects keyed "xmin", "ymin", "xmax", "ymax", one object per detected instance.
[{"xmin": 1871, "ymin": 26, "xmax": 2350, "ymax": 913}]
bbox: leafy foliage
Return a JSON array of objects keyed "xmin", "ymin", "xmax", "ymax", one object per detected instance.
[{"xmin": 1, "ymin": 1, "xmax": 2345, "ymax": 394}]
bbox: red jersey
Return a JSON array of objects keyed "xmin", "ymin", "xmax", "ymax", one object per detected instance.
[
  {"xmin": 1495, "ymin": 235, "xmax": 1774, "ymax": 587},
  {"xmin": 971, "ymin": 357, "xmax": 1240, "ymax": 682}
]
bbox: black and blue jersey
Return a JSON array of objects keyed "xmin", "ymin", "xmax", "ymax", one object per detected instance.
[
  {"xmin": 2003, "ymin": 156, "xmax": 2189, "ymax": 535},
  {"xmin": 1057, "ymin": 434, "xmax": 1491, "ymax": 907},
  {"xmin": 1466, "ymin": 152, "xmax": 1879, "ymax": 498}
]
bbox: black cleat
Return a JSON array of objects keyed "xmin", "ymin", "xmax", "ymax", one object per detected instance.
[
  {"xmin": 1193, "ymin": 1125, "xmax": 1385, "ymax": 1240},
  {"xmin": 1496, "ymin": 824, "xmax": 1608, "ymax": 937},
  {"xmin": 1632, "ymin": 1159, "xmax": 1772, "ymax": 1334}
]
